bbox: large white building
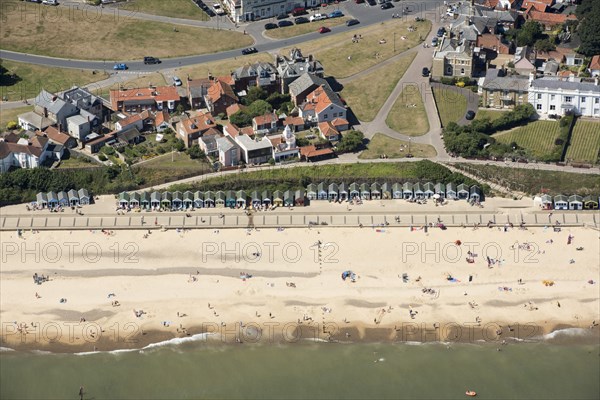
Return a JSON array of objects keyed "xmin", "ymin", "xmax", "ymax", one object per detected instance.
[
  {"xmin": 0, "ymin": 134, "xmax": 53, "ymax": 173},
  {"xmin": 224, "ymin": 0, "xmax": 319, "ymax": 22},
  {"xmin": 528, "ymin": 75, "xmax": 600, "ymax": 118}
]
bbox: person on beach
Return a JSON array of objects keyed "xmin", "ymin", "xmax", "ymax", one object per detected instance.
[{"xmin": 79, "ymin": 386, "xmax": 84, "ymax": 400}]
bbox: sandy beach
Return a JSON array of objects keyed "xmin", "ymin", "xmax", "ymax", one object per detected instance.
[{"xmin": 1, "ymin": 198, "xmax": 599, "ymax": 352}]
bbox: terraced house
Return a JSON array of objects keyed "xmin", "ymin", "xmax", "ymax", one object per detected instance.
[{"xmin": 225, "ymin": 0, "xmax": 320, "ymax": 22}]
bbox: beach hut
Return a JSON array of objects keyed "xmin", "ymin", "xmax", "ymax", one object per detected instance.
[
  {"xmin": 446, "ymin": 183, "xmax": 457, "ymax": 200},
  {"xmin": 273, "ymin": 190, "xmax": 284, "ymax": 207},
  {"xmin": 381, "ymin": 182, "xmax": 391, "ymax": 199},
  {"xmin": 67, "ymin": 189, "xmax": 79, "ymax": 206},
  {"xmin": 47, "ymin": 191, "xmax": 58, "ymax": 207},
  {"xmin": 215, "ymin": 191, "xmax": 226, "ymax": 208},
  {"xmin": 434, "ymin": 183, "xmax": 446, "ymax": 199},
  {"xmin": 553, "ymin": 195, "xmax": 568, "ymax": 210},
  {"xmin": 540, "ymin": 194, "xmax": 553, "ymax": 210},
  {"xmin": 328, "ymin": 183, "xmax": 338, "ymax": 201},
  {"xmin": 295, "ymin": 190, "xmax": 305, "ymax": 206},
  {"xmin": 251, "ymin": 191, "xmax": 262, "ymax": 208},
  {"xmin": 58, "ymin": 191, "xmax": 69, "ymax": 206},
  {"xmin": 349, "ymin": 183, "xmax": 360, "ymax": 200},
  {"xmin": 370, "ymin": 182, "xmax": 381, "ymax": 200},
  {"xmin": 140, "ymin": 192, "xmax": 150, "ymax": 209},
  {"xmin": 402, "ymin": 182, "xmax": 413, "ymax": 199},
  {"xmin": 171, "ymin": 191, "xmax": 183, "ymax": 209},
  {"xmin": 413, "ymin": 183, "xmax": 424, "ymax": 199},
  {"xmin": 284, "ymin": 190, "xmax": 294, "ymax": 206},
  {"xmin": 337, "ymin": 183, "xmax": 348, "ymax": 201},
  {"xmin": 204, "ymin": 191, "xmax": 215, "ymax": 208},
  {"xmin": 118, "ymin": 192, "xmax": 129, "ymax": 208},
  {"xmin": 236, "ymin": 190, "xmax": 248, "ymax": 208},
  {"xmin": 392, "ymin": 183, "xmax": 403, "ymax": 199},
  {"xmin": 129, "ymin": 192, "xmax": 140, "ymax": 208},
  {"xmin": 306, "ymin": 184, "xmax": 317, "ymax": 200},
  {"xmin": 317, "ymin": 182, "xmax": 328, "ymax": 200},
  {"xmin": 183, "ymin": 191, "xmax": 194, "ymax": 209},
  {"xmin": 457, "ymin": 184, "xmax": 469, "ymax": 200},
  {"xmin": 423, "ymin": 182, "xmax": 435, "ymax": 199},
  {"xmin": 568, "ymin": 194, "xmax": 583, "ymax": 210},
  {"xmin": 194, "ymin": 191, "xmax": 204, "ymax": 208},
  {"xmin": 161, "ymin": 192, "xmax": 172, "ymax": 208},
  {"xmin": 150, "ymin": 191, "xmax": 161, "ymax": 208},
  {"xmin": 78, "ymin": 189, "xmax": 90, "ymax": 205},
  {"xmin": 226, "ymin": 191, "xmax": 236, "ymax": 208},
  {"xmin": 469, "ymin": 185, "xmax": 482, "ymax": 202},
  {"xmin": 360, "ymin": 183, "xmax": 370, "ymax": 200},
  {"xmin": 262, "ymin": 190, "xmax": 272, "ymax": 206},
  {"xmin": 583, "ymin": 195, "xmax": 598, "ymax": 210},
  {"xmin": 36, "ymin": 192, "xmax": 48, "ymax": 208}
]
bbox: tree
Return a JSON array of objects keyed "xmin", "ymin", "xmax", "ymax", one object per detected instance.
[
  {"xmin": 337, "ymin": 130, "xmax": 364, "ymax": 153},
  {"xmin": 244, "ymin": 86, "xmax": 268, "ymax": 105},
  {"xmin": 229, "ymin": 110, "xmax": 253, "ymax": 127},
  {"xmin": 174, "ymin": 138, "xmax": 185, "ymax": 152},
  {"xmin": 187, "ymin": 144, "xmax": 206, "ymax": 160},
  {"xmin": 266, "ymin": 92, "xmax": 291, "ymax": 110},
  {"xmin": 576, "ymin": 0, "xmax": 600, "ymax": 56},
  {"xmin": 176, "ymin": 104, "xmax": 185, "ymax": 115},
  {"xmin": 247, "ymin": 99, "xmax": 272, "ymax": 117},
  {"xmin": 516, "ymin": 21, "xmax": 543, "ymax": 46},
  {"xmin": 534, "ymin": 38, "xmax": 556, "ymax": 53}
]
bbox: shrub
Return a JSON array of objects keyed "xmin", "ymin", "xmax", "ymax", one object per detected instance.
[{"xmin": 98, "ymin": 154, "xmax": 107, "ymax": 161}]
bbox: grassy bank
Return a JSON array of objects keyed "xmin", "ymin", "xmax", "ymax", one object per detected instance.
[
  {"xmin": 432, "ymin": 87, "xmax": 467, "ymax": 127},
  {"xmin": 358, "ymin": 134, "xmax": 436, "ymax": 159},
  {"xmin": 493, "ymin": 121, "xmax": 562, "ymax": 160},
  {"xmin": 120, "ymin": 0, "xmax": 209, "ymax": 20},
  {"xmin": 386, "ymin": 84, "xmax": 429, "ymax": 136},
  {"xmin": 0, "ymin": 105, "xmax": 33, "ymax": 129},
  {"xmin": 565, "ymin": 120, "xmax": 600, "ymax": 164}
]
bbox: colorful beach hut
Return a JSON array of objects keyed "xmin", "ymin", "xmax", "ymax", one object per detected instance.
[
  {"xmin": 284, "ymin": 190, "xmax": 294, "ymax": 206},
  {"xmin": 183, "ymin": 191, "xmax": 194, "ymax": 209},
  {"xmin": 67, "ymin": 189, "xmax": 79, "ymax": 206},
  {"xmin": 553, "ymin": 195, "xmax": 568, "ymax": 210},
  {"xmin": 273, "ymin": 190, "xmax": 284, "ymax": 207},
  {"xmin": 402, "ymin": 182, "xmax": 413, "ymax": 199},
  {"xmin": 338, "ymin": 183, "xmax": 348, "ymax": 201},
  {"xmin": 236, "ymin": 190, "xmax": 248, "ymax": 208},
  {"xmin": 413, "ymin": 183, "xmax": 424, "ymax": 199},
  {"xmin": 194, "ymin": 191, "xmax": 205, "ymax": 208},
  {"xmin": 262, "ymin": 190, "xmax": 272, "ymax": 206},
  {"xmin": 118, "ymin": 192, "xmax": 129, "ymax": 208},
  {"xmin": 568, "ymin": 194, "xmax": 583, "ymax": 210},
  {"xmin": 360, "ymin": 183, "xmax": 370, "ymax": 200},
  {"xmin": 226, "ymin": 191, "xmax": 236, "ymax": 208},
  {"xmin": 470, "ymin": 185, "xmax": 482, "ymax": 202},
  {"xmin": 392, "ymin": 183, "xmax": 403, "ymax": 199},
  {"xmin": 140, "ymin": 192, "xmax": 150, "ymax": 209},
  {"xmin": 58, "ymin": 191, "xmax": 69, "ymax": 206},
  {"xmin": 215, "ymin": 191, "xmax": 226, "ymax": 208},
  {"xmin": 381, "ymin": 182, "xmax": 391, "ymax": 199},
  {"xmin": 150, "ymin": 191, "xmax": 161, "ymax": 208},
  {"xmin": 160, "ymin": 192, "xmax": 172, "ymax": 208},
  {"xmin": 251, "ymin": 191, "xmax": 262, "ymax": 208},
  {"xmin": 204, "ymin": 191, "xmax": 215, "ymax": 208},
  {"xmin": 172, "ymin": 191, "xmax": 183, "ymax": 209},
  {"xmin": 129, "ymin": 192, "xmax": 140, "ymax": 208},
  {"xmin": 540, "ymin": 194, "xmax": 553, "ymax": 210},
  {"xmin": 328, "ymin": 183, "xmax": 338, "ymax": 201},
  {"xmin": 349, "ymin": 183, "xmax": 360, "ymax": 199},
  {"xmin": 306, "ymin": 184, "xmax": 317, "ymax": 200},
  {"xmin": 583, "ymin": 195, "xmax": 598, "ymax": 210},
  {"xmin": 434, "ymin": 183, "xmax": 446, "ymax": 199},
  {"xmin": 317, "ymin": 182, "xmax": 328, "ymax": 200},
  {"xmin": 78, "ymin": 189, "xmax": 90, "ymax": 205},
  {"xmin": 446, "ymin": 183, "xmax": 457, "ymax": 200},
  {"xmin": 370, "ymin": 182, "xmax": 381, "ymax": 200},
  {"xmin": 36, "ymin": 192, "xmax": 48, "ymax": 208},
  {"xmin": 457, "ymin": 184, "xmax": 469, "ymax": 200},
  {"xmin": 423, "ymin": 182, "xmax": 435, "ymax": 199},
  {"xmin": 295, "ymin": 190, "xmax": 305, "ymax": 206},
  {"xmin": 47, "ymin": 191, "xmax": 58, "ymax": 207}
]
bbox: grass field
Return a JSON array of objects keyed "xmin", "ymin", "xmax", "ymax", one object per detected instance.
[
  {"xmin": 565, "ymin": 120, "xmax": 600, "ymax": 164},
  {"xmin": 265, "ymin": 18, "xmax": 350, "ymax": 40},
  {"xmin": 432, "ymin": 87, "xmax": 467, "ymax": 127},
  {"xmin": 475, "ymin": 109, "xmax": 507, "ymax": 122},
  {"xmin": 453, "ymin": 163, "xmax": 600, "ymax": 196},
  {"xmin": 0, "ymin": 105, "xmax": 33, "ymax": 129},
  {"xmin": 177, "ymin": 53, "xmax": 273, "ymax": 80},
  {"xmin": 341, "ymin": 52, "xmax": 416, "ymax": 122},
  {"xmin": 493, "ymin": 121, "xmax": 561, "ymax": 159},
  {"xmin": 281, "ymin": 19, "xmax": 430, "ymax": 79},
  {"xmin": 121, "ymin": 0, "xmax": 209, "ymax": 20},
  {"xmin": 358, "ymin": 133, "xmax": 436, "ymax": 159},
  {"xmin": 0, "ymin": 60, "xmax": 108, "ymax": 101},
  {"xmin": 385, "ymin": 84, "xmax": 429, "ymax": 136},
  {"xmin": 0, "ymin": 2, "xmax": 251, "ymax": 60}
]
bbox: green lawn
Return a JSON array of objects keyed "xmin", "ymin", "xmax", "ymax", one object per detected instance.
[
  {"xmin": 565, "ymin": 120, "xmax": 600, "ymax": 164},
  {"xmin": 0, "ymin": 60, "xmax": 108, "ymax": 102},
  {"xmin": 1, "ymin": 2, "xmax": 251, "ymax": 60},
  {"xmin": 56, "ymin": 152, "xmax": 101, "ymax": 169},
  {"xmin": 475, "ymin": 109, "xmax": 507, "ymax": 122},
  {"xmin": 493, "ymin": 121, "xmax": 561, "ymax": 159},
  {"xmin": 358, "ymin": 133, "xmax": 436, "ymax": 159},
  {"xmin": 120, "ymin": 0, "xmax": 209, "ymax": 20},
  {"xmin": 265, "ymin": 18, "xmax": 350, "ymax": 40},
  {"xmin": 134, "ymin": 152, "xmax": 211, "ymax": 187},
  {"xmin": 0, "ymin": 105, "xmax": 32, "ymax": 129},
  {"xmin": 341, "ymin": 52, "xmax": 416, "ymax": 122},
  {"xmin": 120, "ymin": 131, "xmax": 184, "ymax": 164},
  {"xmin": 385, "ymin": 84, "xmax": 429, "ymax": 136},
  {"xmin": 432, "ymin": 87, "xmax": 467, "ymax": 127}
]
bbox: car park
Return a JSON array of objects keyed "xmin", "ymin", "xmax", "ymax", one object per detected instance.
[
  {"xmin": 318, "ymin": 26, "xmax": 331, "ymax": 34},
  {"xmin": 113, "ymin": 63, "xmax": 128, "ymax": 70},
  {"xmin": 278, "ymin": 20, "xmax": 294, "ymax": 27},
  {"xmin": 143, "ymin": 56, "xmax": 161, "ymax": 65},
  {"xmin": 173, "ymin": 76, "xmax": 183, "ymax": 86},
  {"xmin": 264, "ymin": 22, "xmax": 278, "ymax": 30},
  {"xmin": 294, "ymin": 16, "xmax": 309, "ymax": 24},
  {"xmin": 242, "ymin": 47, "xmax": 258, "ymax": 55},
  {"xmin": 381, "ymin": 2, "xmax": 393, "ymax": 9},
  {"xmin": 346, "ymin": 19, "xmax": 360, "ymax": 26},
  {"xmin": 465, "ymin": 110, "xmax": 476, "ymax": 120}
]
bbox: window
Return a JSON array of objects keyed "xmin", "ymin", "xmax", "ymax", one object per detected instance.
[
  {"xmin": 581, "ymin": 97, "xmax": 586, "ymax": 103},
  {"xmin": 565, "ymin": 96, "xmax": 572, "ymax": 103},
  {"xmin": 536, "ymin": 104, "xmax": 542, "ymax": 110},
  {"xmin": 332, "ymin": 112, "xmax": 337, "ymax": 118},
  {"xmin": 324, "ymin": 114, "xmax": 328, "ymax": 119},
  {"xmin": 537, "ymin": 94, "xmax": 542, "ymax": 100},
  {"xmin": 550, "ymin": 95, "xmax": 555, "ymax": 100},
  {"xmin": 596, "ymin": 98, "xmax": 600, "ymax": 104},
  {"xmin": 550, "ymin": 105, "xmax": 555, "ymax": 111},
  {"xmin": 460, "ymin": 68, "xmax": 465, "ymax": 75}
]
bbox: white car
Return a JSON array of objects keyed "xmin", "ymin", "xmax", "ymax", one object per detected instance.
[
  {"xmin": 173, "ymin": 76, "xmax": 182, "ymax": 86},
  {"xmin": 42, "ymin": 0, "xmax": 58, "ymax": 5},
  {"xmin": 309, "ymin": 13, "xmax": 328, "ymax": 22}
]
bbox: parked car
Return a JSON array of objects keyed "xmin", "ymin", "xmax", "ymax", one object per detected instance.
[
  {"xmin": 278, "ymin": 20, "xmax": 294, "ymax": 27},
  {"xmin": 328, "ymin": 10, "xmax": 343, "ymax": 18},
  {"xmin": 241, "ymin": 47, "xmax": 258, "ymax": 55},
  {"xmin": 264, "ymin": 22, "xmax": 278, "ymax": 30},
  {"xmin": 437, "ymin": 27, "xmax": 446, "ymax": 37},
  {"xmin": 366, "ymin": 0, "xmax": 376, "ymax": 5},
  {"xmin": 431, "ymin": 37, "xmax": 438, "ymax": 46},
  {"xmin": 113, "ymin": 63, "xmax": 128, "ymax": 70},
  {"xmin": 42, "ymin": 0, "xmax": 58, "ymax": 4},
  {"xmin": 276, "ymin": 13, "xmax": 288, "ymax": 20},
  {"xmin": 173, "ymin": 76, "xmax": 183, "ymax": 86},
  {"xmin": 143, "ymin": 56, "xmax": 161, "ymax": 65},
  {"xmin": 346, "ymin": 19, "xmax": 360, "ymax": 26},
  {"xmin": 318, "ymin": 26, "xmax": 331, "ymax": 34},
  {"xmin": 465, "ymin": 110, "xmax": 476, "ymax": 120},
  {"xmin": 292, "ymin": 7, "xmax": 307, "ymax": 16},
  {"xmin": 294, "ymin": 16, "xmax": 309, "ymax": 24},
  {"xmin": 422, "ymin": 67, "xmax": 429, "ymax": 77},
  {"xmin": 355, "ymin": 0, "xmax": 365, "ymax": 3},
  {"xmin": 381, "ymin": 3, "xmax": 394, "ymax": 9},
  {"xmin": 310, "ymin": 13, "xmax": 328, "ymax": 22}
]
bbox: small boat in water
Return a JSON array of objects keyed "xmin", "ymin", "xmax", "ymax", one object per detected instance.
[{"xmin": 465, "ymin": 390, "xmax": 477, "ymax": 397}]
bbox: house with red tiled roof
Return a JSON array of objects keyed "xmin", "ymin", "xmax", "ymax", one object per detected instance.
[
  {"xmin": 525, "ymin": 8, "xmax": 576, "ymax": 29},
  {"xmin": 318, "ymin": 121, "xmax": 341, "ymax": 142},
  {"xmin": 477, "ymin": 34, "xmax": 513, "ymax": 55},
  {"xmin": 110, "ymin": 86, "xmax": 180, "ymax": 113},
  {"xmin": 204, "ymin": 80, "xmax": 238, "ymax": 116},
  {"xmin": 223, "ymin": 122, "xmax": 242, "ymax": 138},
  {"xmin": 299, "ymin": 144, "xmax": 334, "ymax": 162},
  {"xmin": 522, "ymin": 0, "xmax": 548, "ymax": 12},
  {"xmin": 36, "ymin": 126, "xmax": 76, "ymax": 149},
  {"xmin": 299, "ymin": 85, "xmax": 346, "ymax": 125},
  {"xmin": 176, "ymin": 112, "xmax": 218, "ymax": 148},
  {"xmin": 226, "ymin": 103, "xmax": 248, "ymax": 118},
  {"xmin": 187, "ymin": 78, "xmax": 212, "ymax": 110},
  {"xmin": 589, "ymin": 55, "xmax": 600, "ymax": 77},
  {"xmin": 115, "ymin": 110, "xmax": 152, "ymax": 132},
  {"xmin": 283, "ymin": 116, "xmax": 305, "ymax": 132},
  {"xmin": 153, "ymin": 110, "xmax": 171, "ymax": 132},
  {"xmin": 252, "ymin": 112, "xmax": 279, "ymax": 134}
]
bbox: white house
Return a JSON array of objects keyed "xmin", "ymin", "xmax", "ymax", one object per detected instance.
[
  {"xmin": 234, "ymin": 134, "xmax": 273, "ymax": 165},
  {"xmin": 528, "ymin": 75, "xmax": 600, "ymax": 118},
  {"xmin": 299, "ymin": 85, "xmax": 347, "ymax": 124},
  {"xmin": 0, "ymin": 134, "xmax": 52, "ymax": 173}
]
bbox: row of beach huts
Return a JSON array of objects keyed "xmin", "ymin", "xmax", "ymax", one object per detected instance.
[
  {"xmin": 537, "ymin": 194, "xmax": 599, "ymax": 210},
  {"xmin": 112, "ymin": 183, "xmax": 484, "ymax": 210},
  {"xmin": 34, "ymin": 189, "xmax": 91, "ymax": 208}
]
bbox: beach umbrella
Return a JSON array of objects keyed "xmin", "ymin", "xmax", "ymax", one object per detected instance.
[{"xmin": 432, "ymin": 193, "xmax": 441, "ymax": 200}]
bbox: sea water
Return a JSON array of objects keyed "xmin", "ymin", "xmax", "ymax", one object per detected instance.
[{"xmin": 1, "ymin": 341, "xmax": 599, "ymax": 399}]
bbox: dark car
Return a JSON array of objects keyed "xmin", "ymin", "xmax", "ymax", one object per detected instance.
[
  {"xmin": 422, "ymin": 67, "xmax": 429, "ymax": 77},
  {"xmin": 205, "ymin": 9, "xmax": 216, "ymax": 16},
  {"xmin": 278, "ymin": 20, "xmax": 294, "ymax": 27},
  {"xmin": 381, "ymin": 2, "xmax": 394, "ymax": 9},
  {"xmin": 264, "ymin": 23, "xmax": 278, "ymax": 30},
  {"xmin": 366, "ymin": 0, "xmax": 376, "ymax": 5},
  {"xmin": 294, "ymin": 16, "xmax": 309, "ymax": 24},
  {"xmin": 241, "ymin": 47, "xmax": 258, "ymax": 55},
  {"xmin": 437, "ymin": 27, "xmax": 446, "ymax": 37},
  {"xmin": 143, "ymin": 56, "xmax": 161, "ymax": 65},
  {"xmin": 346, "ymin": 19, "xmax": 360, "ymax": 26},
  {"xmin": 276, "ymin": 13, "xmax": 288, "ymax": 20},
  {"xmin": 465, "ymin": 110, "xmax": 476, "ymax": 120}
]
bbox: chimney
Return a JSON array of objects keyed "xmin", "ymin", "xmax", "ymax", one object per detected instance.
[
  {"xmin": 529, "ymin": 71, "xmax": 535, "ymax": 84},
  {"xmin": 595, "ymin": 77, "xmax": 599, "ymax": 86},
  {"xmin": 43, "ymin": 107, "xmax": 48, "ymax": 117}
]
